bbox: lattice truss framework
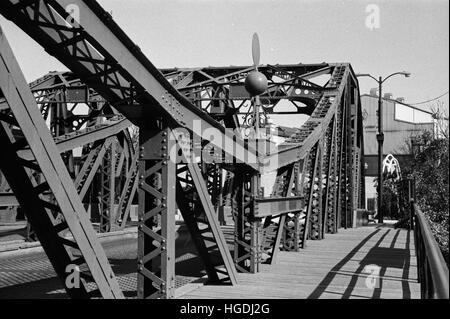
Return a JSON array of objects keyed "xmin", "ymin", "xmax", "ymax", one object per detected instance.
[
  {"xmin": 0, "ymin": 0, "xmax": 364, "ymax": 299},
  {"xmin": 1, "ymin": 69, "xmax": 139, "ymax": 236}
]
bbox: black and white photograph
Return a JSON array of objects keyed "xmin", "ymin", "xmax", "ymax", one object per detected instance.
[{"xmin": 0, "ymin": 0, "xmax": 448, "ymax": 308}]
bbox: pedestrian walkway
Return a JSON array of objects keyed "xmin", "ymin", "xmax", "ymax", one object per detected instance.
[{"xmin": 179, "ymin": 224, "xmax": 420, "ymax": 299}]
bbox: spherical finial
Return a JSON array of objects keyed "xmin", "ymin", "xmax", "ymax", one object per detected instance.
[{"xmin": 245, "ymin": 71, "xmax": 268, "ymax": 96}]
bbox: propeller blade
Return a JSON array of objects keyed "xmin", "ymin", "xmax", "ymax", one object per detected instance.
[{"xmin": 252, "ymin": 32, "xmax": 260, "ymax": 68}]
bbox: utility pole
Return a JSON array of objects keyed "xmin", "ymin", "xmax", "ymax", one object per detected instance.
[
  {"xmin": 377, "ymin": 76, "xmax": 384, "ymax": 223},
  {"xmin": 356, "ymin": 71, "xmax": 411, "ymax": 224}
]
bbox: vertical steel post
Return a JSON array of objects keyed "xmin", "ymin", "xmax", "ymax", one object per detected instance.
[
  {"xmin": 99, "ymin": 141, "xmax": 116, "ymax": 232},
  {"xmin": 280, "ymin": 161, "xmax": 302, "ymax": 251},
  {"xmin": 233, "ymin": 169, "xmax": 261, "ymax": 273},
  {"xmin": 307, "ymin": 144, "xmax": 323, "ymax": 239},
  {"xmin": 334, "ymin": 100, "xmax": 344, "ymax": 232},
  {"xmin": 322, "ymin": 119, "xmax": 336, "ymax": 235},
  {"xmin": 137, "ymin": 126, "xmax": 176, "ymax": 299}
]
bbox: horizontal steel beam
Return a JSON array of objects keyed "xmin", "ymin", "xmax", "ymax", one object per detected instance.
[
  {"xmin": 255, "ymin": 196, "xmax": 304, "ymax": 218},
  {"xmin": 18, "ymin": 117, "xmax": 131, "ymax": 160},
  {"xmin": 0, "ymin": 193, "xmax": 19, "ymax": 206}
]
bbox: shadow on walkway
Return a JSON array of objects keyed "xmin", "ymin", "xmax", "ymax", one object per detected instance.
[{"xmin": 308, "ymin": 225, "xmax": 413, "ymax": 299}]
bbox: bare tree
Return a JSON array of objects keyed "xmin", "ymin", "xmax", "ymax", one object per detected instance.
[{"xmin": 430, "ymin": 99, "xmax": 449, "ymax": 139}]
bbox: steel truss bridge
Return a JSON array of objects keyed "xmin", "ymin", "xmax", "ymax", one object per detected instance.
[{"xmin": 0, "ymin": 0, "xmax": 384, "ymax": 299}]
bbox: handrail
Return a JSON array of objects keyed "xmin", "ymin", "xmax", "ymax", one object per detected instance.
[{"xmin": 412, "ymin": 202, "xmax": 449, "ymax": 299}]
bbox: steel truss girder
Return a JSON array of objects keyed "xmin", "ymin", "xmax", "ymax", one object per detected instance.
[
  {"xmin": 281, "ymin": 212, "xmax": 301, "ymax": 252},
  {"xmin": 0, "ymin": 29, "xmax": 123, "ymax": 298},
  {"xmin": 176, "ymin": 161, "xmax": 237, "ymax": 284},
  {"xmin": 137, "ymin": 126, "xmax": 237, "ymax": 298},
  {"xmin": 263, "ymin": 65, "xmax": 359, "ymax": 174},
  {"xmin": 98, "ymin": 140, "xmax": 115, "ymax": 232},
  {"xmin": 13, "ymin": 74, "xmax": 135, "ymax": 233},
  {"xmin": 324, "ymin": 116, "xmax": 339, "ymax": 234},
  {"xmin": 74, "ymin": 137, "xmax": 113, "ymax": 199},
  {"xmin": 1, "ymin": 0, "xmax": 365, "ymax": 180},
  {"xmin": 254, "ymin": 195, "xmax": 303, "ymax": 218},
  {"xmin": 0, "ymin": 0, "xmax": 258, "ymax": 171},
  {"xmin": 334, "ymin": 94, "xmax": 344, "ymax": 230},
  {"xmin": 51, "ymin": 117, "xmax": 131, "ymax": 154},
  {"xmin": 319, "ymin": 122, "xmax": 333, "ymax": 237},
  {"xmin": 222, "ymin": 171, "xmax": 234, "ymax": 207},
  {"xmin": 261, "ymin": 164, "xmax": 296, "ymax": 264},
  {"xmin": 137, "ymin": 127, "xmax": 176, "ymax": 299},
  {"xmin": 17, "ymin": 86, "xmax": 135, "ymax": 233},
  {"xmin": 307, "ymin": 142, "xmax": 324, "ymax": 240},
  {"xmin": 162, "ymin": 63, "xmax": 329, "ymax": 90},
  {"xmin": 202, "ymin": 163, "xmax": 222, "ymax": 211},
  {"xmin": 232, "ymin": 169, "xmax": 261, "ymax": 273},
  {"xmin": 19, "ymin": 116, "xmax": 137, "ymax": 232},
  {"xmin": 280, "ymin": 161, "xmax": 302, "ymax": 252},
  {"xmin": 296, "ymin": 143, "xmax": 319, "ymax": 248},
  {"xmin": 0, "ymin": 0, "xmax": 367, "ymax": 300},
  {"xmin": 201, "ymin": 163, "xmax": 228, "ymax": 225},
  {"xmin": 163, "ymin": 65, "xmax": 327, "ymax": 116},
  {"xmin": 338, "ymin": 84, "xmax": 354, "ymax": 229},
  {"xmin": 115, "ymin": 148, "xmax": 139, "ymax": 229},
  {"xmin": 175, "ymin": 131, "xmax": 237, "ymax": 283}
]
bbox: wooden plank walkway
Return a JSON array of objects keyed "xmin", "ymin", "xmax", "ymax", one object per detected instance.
[{"xmin": 178, "ymin": 224, "xmax": 420, "ymax": 299}]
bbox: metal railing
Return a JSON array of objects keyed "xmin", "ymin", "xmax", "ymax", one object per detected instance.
[{"xmin": 411, "ymin": 202, "xmax": 449, "ymax": 299}]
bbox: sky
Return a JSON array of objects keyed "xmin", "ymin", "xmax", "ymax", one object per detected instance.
[{"xmin": 0, "ymin": 0, "xmax": 448, "ymax": 117}]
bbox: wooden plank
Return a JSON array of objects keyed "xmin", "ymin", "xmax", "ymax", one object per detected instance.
[{"xmin": 178, "ymin": 225, "xmax": 420, "ymax": 299}]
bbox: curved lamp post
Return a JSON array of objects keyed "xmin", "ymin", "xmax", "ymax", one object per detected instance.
[{"xmin": 356, "ymin": 71, "xmax": 411, "ymax": 223}]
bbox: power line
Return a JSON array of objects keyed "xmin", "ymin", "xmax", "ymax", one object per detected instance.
[{"xmin": 409, "ymin": 91, "xmax": 449, "ymax": 105}]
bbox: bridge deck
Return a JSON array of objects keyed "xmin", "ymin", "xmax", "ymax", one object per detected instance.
[{"xmin": 179, "ymin": 224, "xmax": 420, "ymax": 299}]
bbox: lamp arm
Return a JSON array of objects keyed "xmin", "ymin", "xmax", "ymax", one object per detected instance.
[
  {"xmin": 357, "ymin": 74, "xmax": 379, "ymax": 83},
  {"xmin": 381, "ymin": 72, "xmax": 407, "ymax": 84}
]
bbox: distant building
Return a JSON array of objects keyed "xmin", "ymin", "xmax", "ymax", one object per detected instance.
[{"xmin": 361, "ymin": 92, "xmax": 436, "ymax": 211}]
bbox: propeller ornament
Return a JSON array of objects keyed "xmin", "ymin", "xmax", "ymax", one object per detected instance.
[{"xmin": 244, "ymin": 32, "xmax": 268, "ymax": 96}]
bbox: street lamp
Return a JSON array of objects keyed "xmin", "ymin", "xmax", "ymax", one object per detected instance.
[{"xmin": 356, "ymin": 71, "xmax": 411, "ymax": 224}]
